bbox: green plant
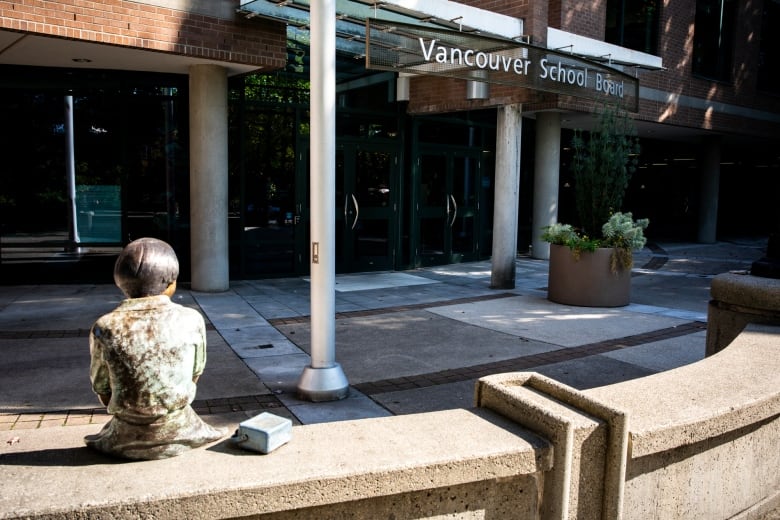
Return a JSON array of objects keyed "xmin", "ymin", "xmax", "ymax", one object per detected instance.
[
  {"xmin": 571, "ymin": 103, "xmax": 640, "ymax": 238},
  {"xmin": 542, "ymin": 211, "xmax": 649, "ymax": 271}
]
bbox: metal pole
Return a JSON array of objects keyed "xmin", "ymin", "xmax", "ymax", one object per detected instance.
[
  {"xmin": 64, "ymin": 95, "xmax": 80, "ymax": 250},
  {"xmin": 297, "ymin": 0, "xmax": 349, "ymax": 401}
]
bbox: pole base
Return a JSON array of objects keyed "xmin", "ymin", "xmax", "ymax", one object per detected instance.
[{"xmin": 296, "ymin": 363, "xmax": 350, "ymax": 402}]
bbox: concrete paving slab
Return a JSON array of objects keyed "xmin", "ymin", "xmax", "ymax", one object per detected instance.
[
  {"xmin": 532, "ymin": 355, "xmax": 656, "ymax": 390},
  {"xmin": 428, "ymin": 295, "xmax": 690, "ymax": 347},
  {"xmin": 329, "ymin": 272, "xmax": 439, "ymax": 292},
  {"xmin": 0, "ymin": 338, "xmax": 95, "ymax": 412},
  {"xmin": 192, "ymin": 292, "xmax": 271, "ymax": 330},
  {"xmin": 0, "ymin": 285, "xmax": 120, "ymax": 330},
  {"xmin": 630, "ymin": 272, "xmax": 714, "ymax": 315},
  {"xmin": 241, "ymin": 354, "xmax": 391, "ymax": 423},
  {"xmin": 373, "ymin": 379, "xmax": 477, "ymax": 415},
  {"xmin": 195, "ymin": 331, "xmax": 271, "ymax": 400},
  {"xmin": 282, "ymin": 389, "xmax": 392, "ymax": 424},
  {"xmin": 215, "ymin": 324, "xmax": 302, "ymax": 358},
  {"xmin": 276, "ymin": 310, "xmax": 562, "ymax": 384},
  {"xmin": 242, "ymin": 353, "xmax": 311, "ymax": 392},
  {"xmin": 601, "ymin": 331, "xmax": 706, "ymax": 372}
]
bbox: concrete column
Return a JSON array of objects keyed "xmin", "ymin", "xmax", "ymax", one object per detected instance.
[
  {"xmin": 531, "ymin": 111, "xmax": 561, "ymax": 260},
  {"xmin": 491, "ymin": 104, "xmax": 522, "ymax": 289},
  {"xmin": 697, "ymin": 136, "xmax": 721, "ymax": 244},
  {"xmin": 189, "ymin": 64, "xmax": 229, "ymax": 292}
]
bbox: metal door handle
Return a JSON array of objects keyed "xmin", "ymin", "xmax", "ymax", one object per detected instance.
[
  {"xmin": 351, "ymin": 194, "xmax": 359, "ymax": 230},
  {"xmin": 449, "ymin": 194, "xmax": 458, "ymax": 227}
]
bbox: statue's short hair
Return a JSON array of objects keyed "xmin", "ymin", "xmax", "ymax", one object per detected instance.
[{"xmin": 114, "ymin": 238, "xmax": 179, "ymax": 298}]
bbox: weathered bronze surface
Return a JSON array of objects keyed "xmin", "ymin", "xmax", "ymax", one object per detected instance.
[{"xmin": 85, "ymin": 238, "xmax": 225, "ymax": 460}]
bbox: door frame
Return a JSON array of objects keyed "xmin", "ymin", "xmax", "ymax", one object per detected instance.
[
  {"xmin": 410, "ymin": 144, "xmax": 488, "ymax": 268},
  {"xmin": 294, "ymin": 136, "xmax": 401, "ymax": 274}
]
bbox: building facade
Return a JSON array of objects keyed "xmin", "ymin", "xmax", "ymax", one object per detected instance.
[{"xmin": 1, "ymin": 0, "xmax": 778, "ymax": 288}]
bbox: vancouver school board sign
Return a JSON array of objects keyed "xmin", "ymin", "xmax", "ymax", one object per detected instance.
[{"xmin": 366, "ymin": 20, "xmax": 639, "ymax": 111}]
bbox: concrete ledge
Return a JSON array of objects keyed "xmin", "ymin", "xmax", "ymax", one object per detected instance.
[
  {"xmin": 707, "ymin": 272, "xmax": 780, "ymax": 355},
  {"xmin": 0, "ymin": 408, "xmax": 551, "ymax": 519},
  {"xmin": 586, "ymin": 324, "xmax": 780, "ymax": 519},
  {"xmin": 587, "ymin": 324, "xmax": 780, "ymax": 458}
]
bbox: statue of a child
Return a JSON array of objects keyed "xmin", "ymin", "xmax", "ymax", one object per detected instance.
[{"xmin": 85, "ymin": 237, "xmax": 225, "ymax": 460}]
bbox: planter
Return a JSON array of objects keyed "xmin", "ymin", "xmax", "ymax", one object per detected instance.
[{"xmin": 547, "ymin": 244, "xmax": 632, "ymax": 307}]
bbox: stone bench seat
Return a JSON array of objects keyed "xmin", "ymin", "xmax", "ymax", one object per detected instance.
[
  {"xmin": 0, "ymin": 408, "xmax": 551, "ymax": 519},
  {"xmin": 586, "ymin": 323, "xmax": 780, "ymax": 458}
]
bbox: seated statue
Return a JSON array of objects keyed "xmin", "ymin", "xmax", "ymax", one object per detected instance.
[{"xmin": 85, "ymin": 237, "xmax": 226, "ymax": 460}]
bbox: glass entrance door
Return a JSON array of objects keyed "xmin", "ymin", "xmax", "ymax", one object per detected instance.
[
  {"xmin": 337, "ymin": 144, "xmax": 398, "ymax": 272},
  {"xmin": 417, "ymin": 150, "xmax": 482, "ymax": 266},
  {"xmin": 298, "ymin": 141, "xmax": 399, "ymax": 273}
]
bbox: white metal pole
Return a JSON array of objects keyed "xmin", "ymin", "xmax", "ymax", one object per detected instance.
[
  {"xmin": 297, "ymin": 0, "xmax": 349, "ymax": 401},
  {"xmin": 64, "ymin": 95, "xmax": 80, "ymax": 250}
]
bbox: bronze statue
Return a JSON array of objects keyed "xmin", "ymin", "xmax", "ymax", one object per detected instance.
[{"xmin": 85, "ymin": 237, "xmax": 225, "ymax": 460}]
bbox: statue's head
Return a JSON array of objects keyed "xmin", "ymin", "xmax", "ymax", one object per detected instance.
[{"xmin": 114, "ymin": 238, "xmax": 179, "ymax": 298}]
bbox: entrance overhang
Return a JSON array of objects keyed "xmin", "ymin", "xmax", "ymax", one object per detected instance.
[
  {"xmin": 238, "ymin": 0, "xmax": 645, "ymax": 111},
  {"xmin": 365, "ymin": 21, "xmax": 639, "ymax": 112},
  {"xmin": 238, "ymin": 0, "xmax": 524, "ymax": 41}
]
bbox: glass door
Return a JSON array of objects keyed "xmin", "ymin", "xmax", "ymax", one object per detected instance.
[
  {"xmin": 298, "ymin": 141, "xmax": 399, "ymax": 273},
  {"xmin": 337, "ymin": 143, "xmax": 398, "ymax": 272},
  {"xmin": 416, "ymin": 150, "xmax": 482, "ymax": 266}
]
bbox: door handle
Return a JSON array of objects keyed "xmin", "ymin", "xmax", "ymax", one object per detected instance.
[
  {"xmin": 449, "ymin": 194, "xmax": 458, "ymax": 227},
  {"xmin": 351, "ymin": 194, "xmax": 359, "ymax": 230}
]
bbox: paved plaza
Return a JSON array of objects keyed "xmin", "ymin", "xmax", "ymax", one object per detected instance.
[{"xmin": 0, "ymin": 237, "xmax": 768, "ymax": 434}]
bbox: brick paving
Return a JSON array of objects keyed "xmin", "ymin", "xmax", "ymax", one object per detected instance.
[{"xmin": 1, "ymin": 394, "xmax": 286, "ymax": 432}]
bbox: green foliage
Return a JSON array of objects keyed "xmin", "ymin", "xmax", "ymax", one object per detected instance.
[
  {"xmin": 542, "ymin": 212, "xmax": 649, "ymax": 271},
  {"xmin": 571, "ymin": 103, "xmax": 640, "ymax": 238}
]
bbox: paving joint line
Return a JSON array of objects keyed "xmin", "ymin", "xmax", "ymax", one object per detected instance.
[
  {"xmin": 352, "ymin": 321, "xmax": 706, "ymax": 396},
  {"xmin": 267, "ymin": 292, "xmax": 517, "ymax": 326}
]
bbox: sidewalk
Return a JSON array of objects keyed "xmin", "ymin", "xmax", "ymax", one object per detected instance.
[{"xmin": 0, "ymin": 237, "xmax": 768, "ymax": 436}]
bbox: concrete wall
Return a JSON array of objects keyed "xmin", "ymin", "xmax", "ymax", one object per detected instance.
[{"xmin": 2, "ymin": 325, "xmax": 779, "ymax": 519}]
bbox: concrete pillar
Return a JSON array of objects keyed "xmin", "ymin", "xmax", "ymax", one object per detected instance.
[
  {"xmin": 531, "ymin": 111, "xmax": 561, "ymax": 260},
  {"xmin": 189, "ymin": 64, "xmax": 229, "ymax": 292},
  {"xmin": 491, "ymin": 104, "xmax": 522, "ymax": 289},
  {"xmin": 697, "ymin": 136, "xmax": 721, "ymax": 244}
]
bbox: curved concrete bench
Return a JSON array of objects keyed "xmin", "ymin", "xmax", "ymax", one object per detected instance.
[
  {"xmin": 475, "ymin": 323, "xmax": 780, "ymax": 520},
  {"xmin": 586, "ymin": 323, "xmax": 780, "ymax": 519},
  {"xmin": 706, "ymin": 272, "xmax": 780, "ymax": 355},
  {"xmin": 0, "ymin": 408, "xmax": 551, "ymax": 519}
]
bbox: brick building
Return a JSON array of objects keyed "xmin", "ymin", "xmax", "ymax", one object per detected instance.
[{"xmin": 1, "ymin": 0, "xmax": 778, "ymax": 289}]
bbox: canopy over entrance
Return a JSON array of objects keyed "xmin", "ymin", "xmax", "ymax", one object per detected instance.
[
  {"xmin": 238, "ymin": 0, "xmax": 524, "ymax": 83},
  {"xmin": 238, "ymin": 0, "xmax": 640, "ymax": 110}
]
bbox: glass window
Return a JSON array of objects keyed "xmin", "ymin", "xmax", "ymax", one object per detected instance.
[
  {"xmin": 692, "ymin": 0, "xmax": 737, "ymax": 81},
  {"xmin": 757, "ymin": 0, "xmax": 780, "ymax": 94},
  {"xmin": 605, "ymin": 0, "xmax": 661, "ymax": 55}
]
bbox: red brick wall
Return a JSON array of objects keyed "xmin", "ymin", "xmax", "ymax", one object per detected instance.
[
  {"xmin": 0, "ymin": 0, "xmax": 287, "ymax": 70},
  {"xmin": 408, "ymin": 0, "xmax": 780, "ymax": 139}
]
